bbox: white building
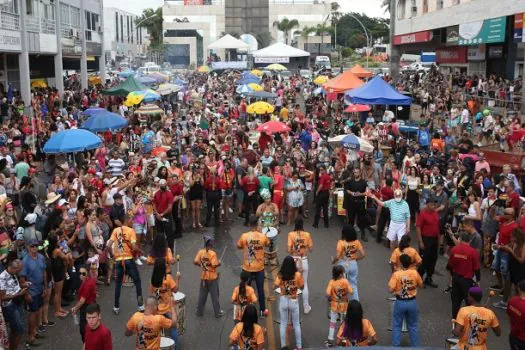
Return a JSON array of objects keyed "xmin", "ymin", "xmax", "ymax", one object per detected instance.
[
  {"xmin": 392, "ymin": 0, "xmax": 525, "ymax": 78},
  {"xmin": 103, "ymin": 7, "xmax": 148, "ymax": 68}
]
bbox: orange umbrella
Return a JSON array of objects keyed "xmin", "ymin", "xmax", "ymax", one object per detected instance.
[
  {"xmin": 323, "ymin": 70, "xmax": 363, "ymax": 94},
  {"xmin": 349, "ymin": 64, "xmax": 373, "ymax": 78}
]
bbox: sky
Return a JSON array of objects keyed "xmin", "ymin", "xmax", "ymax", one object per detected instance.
[{"xmin": 106, "ymin": 0, "xmax": 387, "ymax": 18}]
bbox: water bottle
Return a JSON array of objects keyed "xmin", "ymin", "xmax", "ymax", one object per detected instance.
[{"xmin": 73, "ymin": 312, "xmax": 80, "ymax": 325}]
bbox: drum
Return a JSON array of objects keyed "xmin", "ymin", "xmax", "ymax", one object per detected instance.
[
  {"xmin": 173, "ymin": 292, "xmax": 186, "ymax": 335},
  {"xmin": 445, "ymin": 337, "xmax": 458, "ymax": 349},
  {"xmin": 160, "ymin": 337, "xmax": 175, "ymax": 350},
  {"xmin": 274, "ymin": 288, "xmax": 302, "ymax": 295},
  {"xmin": 233, "ymin": 303, "xmax": 247, "ymax": 322},
  {"xmin": 263, "ymin": 227, "xmax": 279, "ymax": 265}
]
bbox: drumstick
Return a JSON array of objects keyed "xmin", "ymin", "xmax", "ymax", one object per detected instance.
[
  {"xmin": 176, "ymin": 254, "xmax": 181, "ymax": 274},
  {"xmin": 219, "ymin": 245, "xmax": 228, "ymax": 262}
]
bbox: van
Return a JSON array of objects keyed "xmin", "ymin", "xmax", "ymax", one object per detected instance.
[
  {"xmin": 137, "ymin": 65, "xmax": 160, "ymax": 75},
  {"xmin": 314, "ymin": 56, "xmax": 331, "ymax": 68}
]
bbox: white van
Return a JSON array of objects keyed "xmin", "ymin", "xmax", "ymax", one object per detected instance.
[
  {"xmin": 137, "ymin": 64, "xmax": 160, "ymax": 75},
  {"xmin": 314, "ymin": 56, "xmax": 331, "ymax": 68}
]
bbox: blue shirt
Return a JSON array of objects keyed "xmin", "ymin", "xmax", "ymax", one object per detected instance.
[
  {"xmin": 21, "ymin": 253, "xmax": 46, "ymax": 296},
  {"xmin": 417, "ymin": 129, "xmax": 430, "ymax": 147}
]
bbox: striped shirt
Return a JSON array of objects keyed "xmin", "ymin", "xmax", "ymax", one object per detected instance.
[
  {"xmin": 384, "ymin": 199, "xmax": 410, "ymax": 223},
  {"xmin": 108, "ymin": 158, "xmax": 125, "ymax": 177}
]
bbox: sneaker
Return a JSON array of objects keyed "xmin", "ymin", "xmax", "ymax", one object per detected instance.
[
  {"xmin": 43, "ymin": 321, "xmax": 56, "ymax": 327},
  {"xmin": 135, "ymin": 258, "xmax": 143, "ymax": 266},
  {"xmin": 489, "ymin": 284, "xmax": 503, "ymax": 291},
  {"xmin": 493, "ymin": 300, "xmax": 507, "ymax": 310},
  {"xmin": 139, "ymin": 256, "xmax": 147, "ymax": 262},
  {"xmin": 324, "ymin": 340, "xmax": 334, "ymax": 347},
  {"xmin": 113, "ymin": 307, "xmax": 120, "ymax": 315},
  {"xmin": 215, "ymin": 310, "xmax": 225, "ymax": 318},
  {"xmin": 387, "ymin": 296, "xmax": 396, "ymax": 301},
  {"xmin": 37, "ymin": 325, "xmax": 46, "ymax": 333},
  {"xmin": 137, "ymin": 305, "xmax": 145, "ymax": 312},
  {"xmin": 304, "ymin": 304, "xmax": 312, "ymax": 314},
  {"xmin": 71, "ymin": 267, "xmax": 76, "ymax": 273}
]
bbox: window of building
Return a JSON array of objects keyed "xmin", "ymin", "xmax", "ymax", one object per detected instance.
[
  {"xmin": 120, "ymin": 15, "xmax": 123, "ymax": 42},
  {"xmin": 423, "ymin": 0, "xmax": 428, "ymax": 13},
  {"xmin": 70, "ymin": 6, "xmax": 80, "ymax": 27},
  {"xmin": 0, "ymin": 0, "xmax": 18, "ymax": 14},
  {"xmin": 436, "ymin": 0, "xmax": 444, "ymax": 10},
  {"xmin": 60, "ymin": 3, "xmax": 69, "ymax": 25},
  {"xmin": 397, "ymin": 0, "xmax": 406, "ymax": 20},
  {"xmin": 40, "ymin": 1, "xmax": 54, "ymax": 20},
  {"xmin": 116, "ymin": 12, "xmax": 119, "ymax": 42},
  {"xmin": 85, "ymin": 11, "xmax": 99, "ymax": 31},
  {"xmin": 130, "ymin": 17, "xmax": 133, "ymax": 44},
  {"xmin": 85, "ymin": 30, "xmax": 92, "ymax": 41},
  {"xmin": 410, "ymin": 0, "xmax": 417, "ymax": 17},
  {"xmin": 127, "ymin": 16, "xmax": 130, "ymax": 43},
  {"xmin": 26, "ymin": 0, "xmax": 36, "ymax": 16}
]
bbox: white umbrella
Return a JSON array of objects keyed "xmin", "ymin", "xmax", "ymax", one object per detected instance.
[{"xmin": 328, "ymin": 134, "xmax": 374, "ymax": 153}]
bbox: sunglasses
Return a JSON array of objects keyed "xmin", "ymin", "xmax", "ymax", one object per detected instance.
[{"xmin": 80, "ymin": 272, "xmax": 88, "ymax": 276}]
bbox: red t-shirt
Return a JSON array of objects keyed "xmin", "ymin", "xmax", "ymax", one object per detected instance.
[
  {"xmin": 242, "ymin": 176, "xmax": 260, "ymax": 193},
  {"xmin": 447, "ymin": 243, "xmax": 480, "ymax": 280},
  {"xmin": 381, "ymin": 186, "xmax": 394, "ymax": 201},
  {"xmin": 508, "ymin": 192, "xmax": 520, "ymax": 214},
  {"xmin": 498, "ymin": 219, "xmax": 517, "ymax": 246},
  {"xmin": 258, "ymin": 134, "xmax": 272, "ymax": 152},
  {"xmin": 507, "ymin": 296, "xmax": 525, "ymax": 341},
  {"xmin": 84, "ymin": 323, "xmax": 113, "ymax": 350},
  {"xmin": 416, "ymin": 208, "xmax": 440, "ymax": 238},
  {"xmin": 318, "ymin": 173, "xmax": 332, "ymax": 192},
  {"xmin": 153, "ymin": 190, "xmax": 174, "ymax": 214},
  {"xmin": 204, "ymin": 175, "xmax": 221, "ymax": 191},
  {"xmin": 78, "ymin": 277, "xmax": 97, "ymax": 305},
  {"xmin": 170, "ymin": 183, "xmax": 184, "ymax": 197}
]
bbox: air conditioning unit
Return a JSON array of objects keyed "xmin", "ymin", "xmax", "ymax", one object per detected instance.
[
  {"xmin": 68, "ymin": 28, "xmax": 74, "ymax": 37},
  {"xmin": 411, "ymin": 6, "xmax": 417, "ymax": 13},
  {"xmin": 73, "ymin": 29, "xmax": 80, "ymax": 38}
]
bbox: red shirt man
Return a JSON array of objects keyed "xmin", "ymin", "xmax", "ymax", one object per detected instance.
[
  {"xmin": 153, "ymin": 180, "xmax": 174, "ymax": 215},
  {"xmin": 242, "ymin": 175, "xmax": 259, "ymax": 194},
  {"xmin": 317, "ymin": 169, "xmax": 332, "ymax": 192},
  {"xmin": 507, "ymin": 283, "xmax": 525, "ymax": 344},
  {"xmin": 447, "ymin": 241, "xmax": 480, "ymax": 280},
  {"xmin": 498, "ymin": 210, "xmax": 518, "ymax": 246},
  {"xmin": 84, "ymin": 304, "xmax": 113, "ymax": 350},
  {"xmin": 416, "ymin": 202, "xmax": 440, "ymax": 238}
]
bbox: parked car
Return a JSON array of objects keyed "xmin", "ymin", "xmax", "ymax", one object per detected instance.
[{"xmin": 299, "ymin": 69, "xmax": 312, "ymax": 80}]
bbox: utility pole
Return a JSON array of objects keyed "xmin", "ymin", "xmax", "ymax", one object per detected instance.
[{"xmin": 389, "ymin": 0, "xmax": 400, "ymax": 80}]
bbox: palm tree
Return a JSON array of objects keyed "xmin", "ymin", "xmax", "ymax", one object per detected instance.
[
  {"xmin": 272, "ymin": 18, "xmax": 300, "ymax": 45},
  {"xmin": 381, "ymin": 0, "xmax": 391, "ymax": 13},
  {"xmin": 297, "ymin": 26, "xmax": 316, "ymax": 51},
  {"xmin": 255, "ymin": 31, "xmax": 274, "ymax": 48}
]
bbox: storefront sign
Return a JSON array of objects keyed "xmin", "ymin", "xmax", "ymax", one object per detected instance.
[
  {"xmin": 254, "ymin": 57, "xmax": 289, "ymax": 64},
  {"xmin": 458, "ymin": 16, "xmax": 506, "ymax": 45},
  {"xmin": 0, "ymin": 30, "xmax": 21, "ymax": 51},
  {"xmin": 436, "ymin": 47, "xmax": 467, "ymax": 64},
  {"xmin": 392, "ymin": 31, "xmax": 433, "ymax": 45},
  {"xmin": 514, "ymin": 13, "xmax": 524, "ymax": 43},
  {"xmin": 446, "ymin": 26, "xmax": 459, "ymax": 46},
  {"xmin": 467, "ymin": 45, "xmax": 485, "ymax": 61},
  {"xmin": 488, "ymin": 46, "xmax": 503, "ymax": 58},
  {"xmin": 211, "ymin": 61, "xmax": 248, "ymax": 70}
]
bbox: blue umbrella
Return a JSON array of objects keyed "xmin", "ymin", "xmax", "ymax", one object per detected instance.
[
  {"xmin": 118, "ymin": 70, "xmax": 134, "ymax": 78},
  {"xmin": 246, "ymin": 91, "xmax": 277, "ymax": 99},
  {"xmin": 241, "ymin": 72, "xmax": 259, "ymax": 80},
  {"xmin": 43, "ymin": 129, "xmax": 102, "ymax": 154},
  {"xmin": 173, "ymin": 78, "xmax": 186, "ymax": 86},
  {"xmin": 142, "ymin": 89, "xmax": 161, "ymax": 102},
  {"xmin": 236, "ymin": 77, "xmax": 260, "ymax": 85},
  {"xmin": 236, "ymin": 84, "xmax": 253, "ymax": 94},
  {"xmin": 137, "ymin": 76, "xmax": 157, "ymax": 85},
  {"xmin": 82, "ymin": 107, "xmax": 107, "ymax": 116},
  {"xmin": 81, "ymin": 111, "xmax": 128, "ymax": 132},
  {"xmin": 337, "ymin": 134, "xmax": 374, "ymax": 153}
]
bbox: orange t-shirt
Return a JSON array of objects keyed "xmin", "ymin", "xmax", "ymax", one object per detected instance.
[
  {"xmin": 326, "ymin": 278, "xmax": 353, "ymax": 313},
  {"xmin": 456, "ymin": 306, "xmax": 499, "ymax": 350},
  {"xmin": 287, "ymin": 230, "xmax": 313, "ymax": 257},
  {"xmin": 237, "ymin": 231, "xmax": 270, "ymax": 272},
  {"xmin": 336, "ymin": 319, "xmax": 376, "ymax": 346},
  {"xmin": 110, "ymin": 226, "xmax": 137, "ymax": 261},
  {"xmin": 146, "ymin": 248, "xmax": 175, "ymax": 273},
  {"xmin": 126, "ymin": 313, "xmax": 172, "ymax": 350},
  {"xmin": 149, "ymin": 274, "xmax": 177, "ymax": 314},
  {"xmin": 231, "ymin": 285, "xmax": 258, "ymax": 321},
  {"xmin": 389, "ymin": 247, "xmax": 422, "ymax": 271},
  {"xmin": 194, "ymin": 248, "xmax": 219, "ymax": 280},
  {"xmin": 388, "ymin": 269, "xmax": 423, "ymax": 299},
  {"xmin": 274, "ymin": 272, "xmax": 304, "ymax": 299},
  {"xmin": 336, "ymin": 240, "xmax": 364, "ymax": 261},
  {"xmin": 229, "ymin": 322, "xmax": 265, "ymax": 349}
]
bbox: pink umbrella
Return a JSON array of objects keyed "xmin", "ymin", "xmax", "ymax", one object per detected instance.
[
  {"xmin": 256, "ymin": 121, "xmax": 291, "ymax": 134},
  {"xmin": 344, "ymin": 104, "xmax": 371, "ymax": 113}
]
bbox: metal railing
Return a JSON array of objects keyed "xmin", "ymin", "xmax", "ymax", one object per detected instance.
[
  {"xmin": 41, "ymin": 18, "xmax": 56, "ymax": 34},
  {"xmin": 0, "ymin": 11, "xmax": 20, "ymax": 31},
  {"xmin": 26, "ymin": 16, "xmax": 40, "ymax": 32}
]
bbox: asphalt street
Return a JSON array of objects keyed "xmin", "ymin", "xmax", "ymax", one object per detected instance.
[{"xmin": 35, "ymin": 214, "xmax": 509, "ymax": 350}]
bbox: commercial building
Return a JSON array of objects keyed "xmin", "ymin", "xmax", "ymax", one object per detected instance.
[
  {"xmin": 0, "ymin": 0, "xmax": 104, "ymax": 104},
  {"xmin": 162, "ymin": 0, "xmax": 330, "ymax": 67},
  {"xmin": 103, "ymin": 7, "xmax": 148, "ymax": 68},
  {"xmin": 392, "ymin": 0, "xmax": 525, "ymax": 78}
]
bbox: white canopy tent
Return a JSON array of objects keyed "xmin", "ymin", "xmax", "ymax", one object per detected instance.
[
  {"xmin": 208, "ymin": 34, "xmax": 251, "ymax": 50},
  {"xmin": 252, "ymin": 42, "xmax": 310, "ymax": 58}
]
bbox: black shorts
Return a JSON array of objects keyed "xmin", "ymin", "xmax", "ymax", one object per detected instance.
[{"xmin": 483, "ymin": 130, "xmax": 492, "ymax": 138}]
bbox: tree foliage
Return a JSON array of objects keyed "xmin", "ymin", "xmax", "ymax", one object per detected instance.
[
  {"xmin": 137, "ymin": 7, "xmax": 164, "ymax": 51},
  {"xmin": 334, "ymin": 12, "xmax": 389, "ymax": 49},
  {"xmin": 273, "ymin": 18, "xmax": 300, "ymax": 45}
]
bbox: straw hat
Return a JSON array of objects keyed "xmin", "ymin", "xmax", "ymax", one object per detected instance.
[{"xmin": 45, "ymin": 192, "xmax": 61, "ymax": 205}]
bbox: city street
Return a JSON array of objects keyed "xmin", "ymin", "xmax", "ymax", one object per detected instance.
[{"xmin": 37, "ymin": 215, "xmax": 509, "ymax": 349}]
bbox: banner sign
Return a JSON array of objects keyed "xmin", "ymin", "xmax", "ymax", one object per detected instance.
[
  {"xmin": 392, "ymin": 31, "xmax": 433, "ymax": 45},
  {"xmin": 467, "ymin": 45, "xmax": 485, "ymax": 61},
  {"xmin": 210, "ymin": 61, "xmax": 248, "ymax": 70},
  {"xmin": 254, "ymin": 57, "xmax": 289, "ymax": 63},
  {"xmin": 458, "ymin": 16, "xmax": 506, "ymax": 45},
  {"xmin": 446, "ymin": 26, "xmax": 459, "ymax": 46},
  {"xmin": 514, "ymin": 13, "xmax": 524, "ymax": 43},
  {"xmin": 0, "ymin": 30, "xmax": 21, "ymax": 51},
  {"xmin": 436, "ymin": 47, "xmax": 467, "ymax": 64}
]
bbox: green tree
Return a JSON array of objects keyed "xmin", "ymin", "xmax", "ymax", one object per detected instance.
[
  {"xmin": 296, "ymin": 26, "xmax": 316, "ymax": 51},
  {"xmin": 272, "ymin": 18, "xmax": 300, "ymax": 45},
  {"xmin": 335, "ymin": 12, "xmax": 389, "ymax": 49},
  {"xmin": 256, "ymin": 31, "xmax": 274, "ymax": 48},
  {"xmin": 137, "ymin": 7, "xmax": 164, "ymax": 51},
  {"xmin": 381, "ymin": 0, "xmax": 390, "ymax": 14},
  {"xmin": 341, "ymin": 47, "xmax": 353, "ymax": 58}
]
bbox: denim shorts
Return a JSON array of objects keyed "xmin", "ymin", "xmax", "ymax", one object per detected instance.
[
  {"xmin": 3, "ymin": 302, "xmax": 24, "ymax": 334},
  {"xmin": 491, "ymin": 250, "xmax": 509, "ymax": 277},
  {"xmin": 26, "ymin": 293, "xmax": 44, "ymax": 312},
  {"xmin": 133, "ymin": 223, "xmax": 147, "ymax": 235}
]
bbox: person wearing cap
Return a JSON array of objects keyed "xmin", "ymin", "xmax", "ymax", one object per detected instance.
[
  {"xmin": 204, "ymin": 166, "xmax": 222, "ymax": 227},
  {"xmin": 447, "ymin": 231, "xmax": 481, "ymax": 319},
  {"xmin": 22, "ymin": 213, "xmax": 42, "ymax": 244},
  {"xmin": 313, "ymin": 165, "xmax": 332, "ymax": 229},
  {"xmin": 507, "ymin": 279, "xmax": 525, "ymax": 348},
  {"xmin": 452, "ymin": 286, "xmax": 501, "ymax": 349},
  {"xmin": 415, "ymin": 198, "xmax": 440, "ymax": 288},
  {"xmin": 194, "ymin": 234, "xmax": 224, "ymax": 318},
  {"xmin": 4, "ymin": 167, "xmax": 18, "ymax": 205}
]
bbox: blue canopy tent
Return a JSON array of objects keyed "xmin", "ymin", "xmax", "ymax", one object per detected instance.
[
  {"xmin": 344, "ymin": 76, "xmax": 412, "ymax": 106},
  {"xmin": 246, "ymin": 91, "xmax": 277, "ymax": 99},
  {"xmin": 137, "ymin": 76, "xmax": 157, "ymax": 85}
]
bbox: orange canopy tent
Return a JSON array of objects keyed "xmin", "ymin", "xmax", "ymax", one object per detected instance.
[
  {"xmin": 323, "ymin": 70, "xmax": 363, "ymax": 94},
  {"xmin": 350, "ymin": 64, "xmax": 373, "ymax": 78}
]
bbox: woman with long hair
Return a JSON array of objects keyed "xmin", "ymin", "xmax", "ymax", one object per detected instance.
[
  {"xmin": 463, "ymin": 191, "xmax": 482, "ymax": 232},
  {"xmin": 229, "ymin": 304, "xmax": 265, "ymax": 350},
  {"xmin": 188, "ymin": 168, "xmax": 204, "ymax": 228},
  {"xmin": 47, "ymin": 234, "xmax": 69, "ymax": 318},
  {"xmin": 84, "ymin": 209, "xmax": 104, "ymax": 256},
  {"xmin": 336, "ymin": 300, "xmax": 377, "ymax": 346},
  {"xmin": 150, "ymin": 258, "xmax": 180, "ymax": 347},
  {"xmin": 231, "ymin": 270, "xmax": 257, "ymax": 323},
  {"xmin": 325, "ymin": 265, "xmax": 353, "ymax": 347},
  {"xmin": 274, "ymin": 255, "xmax": 304, "ymax": 350},
  {"xmin": 332, "ymin": 225, "xmax": 365, "ymax": 301},
  {"xmin": 147, "ymin": 233, "xmax": 175, "ymax": 273},
  {"xmin": 157, "ymin": 166, "xmax": 169, "ymax": 181},
  {"xmin": 389, "ymin": 235, "xmax": 422, "ymax": 272},
  {"xmin": 405, "ymin": 167, "xmax": 420, "ymax": 221}
]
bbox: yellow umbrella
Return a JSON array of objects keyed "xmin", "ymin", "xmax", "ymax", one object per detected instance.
[
  {"xmin": 197, "ymin": 65, "xmax": 210, "ymax": 73},
  {"xmin": 248, "ymin": 83, "xmax": 263, "ymax": 91},
  {"xmin": 125, "ymin": 91, "xmax": 145, "ymax": 106},
  {"xmin": 266, "ymin": 63, "xmax": 287, "ymax": 71},
  {"xmin": 313, "ymin": 75, "xmax": 329, "ymax": 85},
  {"xmin": 88, "ymin": 76, "xmax": 102, "ymax": 86},
  {"xmin": 247, "ymin": 101, "xmax": 275, "ymax": 115},
  {"xmin": 31, "ymin": 79, "xmax": 47, "ymax": 88},
  {"xmin": 251, "ymin": 69, "xmax": 263, "ymax": 76}
]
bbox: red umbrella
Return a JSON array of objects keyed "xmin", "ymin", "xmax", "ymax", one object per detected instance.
[
  {"xmin": 344, "ymin": 104, "xmax": 371, "ymax": 113},
  {"xmin": 256, "ymin": 121, "xmax": 291, "ymax": 134}
]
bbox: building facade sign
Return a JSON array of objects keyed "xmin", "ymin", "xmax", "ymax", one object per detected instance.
[
  {"xmin": 488, "ymin": 46, "xmax": 503, "ymax": 59},
  {"xmin": 211, "ymin": 61, "xmax": 248, "ymax": 70},
  {"xmin": 446, "ymin": 26, "xmax": 459, "ymax": 46},
  {"xmin": 436, "ymin": 47, "xmax": 467, "ymax": 64},
  {"xmin": 514, "ymin": 13, "xmax": 524, "ymax": 43},
  {"xmin": 392, "ymin": 31, "xmax": 433, "ymax": 45},
  {"xmin": 458, "ymin": 16, "xmax": 506, "ymax": 45},
  {"xmin": 254, "ymin": 57, "xmax": 289, "ymax": 63},
  {"xmin": 467, "ymin": 45, "xmax": 485, "ymax": 61},
  {"xmin": 0, "ymin": 30, "xmax": 21, "ymax": 51}
]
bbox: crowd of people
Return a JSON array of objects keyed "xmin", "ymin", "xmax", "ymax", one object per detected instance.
[{"xmin": 0, "ymin": 64, "xmax": 523, "ymax": 350}]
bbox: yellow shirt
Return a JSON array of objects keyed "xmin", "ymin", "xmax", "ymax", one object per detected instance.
[
  {"xmin": 149, "ymin": 274, "xmax": 177, "ymax": 314},
  {"xmin": 456, "ymin": 306, "xmax": 499, "ymax": 350},
  {"xmin": 274, "ymin": 271, "xmax": 304, "ymax": 299},
  {"xmin": 126, "ymin": 313, "xmax": 172, "ymax": 350},
  {"xmin": 146, "ymin": 248, "xmax": 174, "ymax": 274},
  {"xmin": 194, "ymin": 248, "xmax": 219, "ymax": 280},
  {"xmin": 237, "ymin": 231, "xmax": 270, "ymax": 272},
  {"xmin": 388, "ymin": 269, "xmax": 423, "ymax": 299},
  {"xmin": 336, "ymin": 240, "xmax": 363, "ymax": 261},
  {"xmin": 337, "ymin": 319, "xmax": 376, "ymax": 346},
  {"xmin": 287, "ymin": 230, "xmax": 313, "ymax": 257},
  {"xmin": 110, "ymin": 226, "xmax": 137, "ymax": 261},
  {"xmin": 326, "ymin": 278, "xmax": 353, "ymax": 313},
  {"xmin": 229, "ymin": 322, "xmax": 265, "ymax": 349},
  {"xmin": 280, "ymin": 107, "xmax": 289, "ymax": 121},
  {"xmin": 389, "ymin": 247, "xmax": 422, "ymax": 271}
]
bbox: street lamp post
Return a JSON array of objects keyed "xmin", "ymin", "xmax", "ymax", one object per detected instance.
[{"xmin": 346, "ymin": 13, "xmax": 371, "ymax": 68}]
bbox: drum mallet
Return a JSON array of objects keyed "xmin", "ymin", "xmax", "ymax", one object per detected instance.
[{"xmin": 176, "ymin": 254, "xmax": 181, "ymax": 274}]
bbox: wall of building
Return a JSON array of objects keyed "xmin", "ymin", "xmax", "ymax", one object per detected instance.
[{"xmin": 269, "ymin": 2, "xmax": 329, "ymax": 43}]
